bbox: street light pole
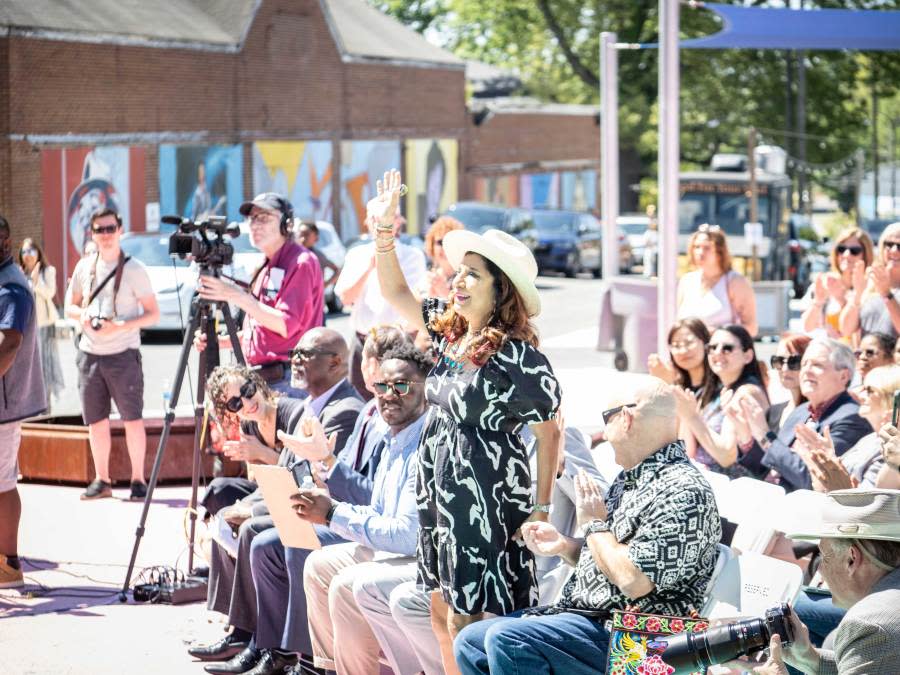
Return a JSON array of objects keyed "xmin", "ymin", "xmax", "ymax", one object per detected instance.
[{"xmin": 600, "ymin": 32, "xmax": 620, "ymax": 281}]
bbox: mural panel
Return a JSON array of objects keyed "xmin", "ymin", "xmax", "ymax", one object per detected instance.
[
  {"xmin": 473, "ymin": 175, "xmax": 519, "ymax": 206},
  {"xmin": 252, "ymin": 141, "xmax": 334, "ymax": 221},
  {"xmin": 519, "ymin": 173, "xmax": 559, "ymax": 210},
  {"xmin": 560, "ymin": 170, "xmax": 598, "ymax": 211},
  {"xmin": 339, "ymin": 140, "xmax": 401, "ymax": 241},
  {"xmin": 404, "ymin": 139, "xmax": 458, "ymax": 234},
  {"xmin": 159, "ymin": 144, "xmax": 243, "ymax": 224},
  {"xmin": 40, "ymin": 145, "xmax": 146, "ymax": 295}
]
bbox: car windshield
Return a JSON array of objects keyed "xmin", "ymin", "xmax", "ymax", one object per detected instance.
[
  {"xmin": 533, "ymin": 212, "xmax": 579, "ymax": 232},
  {"xmin": 618, "ymin": 221, "xmax": 648, "ymax": 235},
  {"xmin": 448, "ymin": 207, "xmax": 505, "ymax": 233},
  {"xmin": 679, "ymin": 192, "xmax": 771, "ymax": 236},
  {"xmin": 120, "ymin": 235, "xmax": 189, "ymax": 267}
]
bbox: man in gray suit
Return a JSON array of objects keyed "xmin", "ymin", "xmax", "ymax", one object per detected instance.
[{"xmin": 758, "ymin": 489, "xmax": 900, "ymax": 675}]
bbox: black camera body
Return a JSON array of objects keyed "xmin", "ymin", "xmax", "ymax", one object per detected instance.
[
  {"xmin": 650, "ymin": 603, "xmax": 795, "ymax": 673},
  {"xmin": 164, "ymin": 215, "xmax": 239, "ymax": 268},
  {"xmin": 90, "ymin": 316, "xmax": 106, "ymax": 330}
]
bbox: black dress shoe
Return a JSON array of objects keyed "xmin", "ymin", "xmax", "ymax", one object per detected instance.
[
  {"xmin": 244, "ymin": 650, "xmax": 298, "ymax": 675},
  {"xmin": 188, "ymin": 634, "xmax": 249, "ymax": 662},
  {"xmin": 204, "ymin": 646, "xmax": 262, "ymax": 675}
]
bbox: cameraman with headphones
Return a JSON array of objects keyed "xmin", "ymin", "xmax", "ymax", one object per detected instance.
[
  {"xmin": 65, "ymin": 207, "xmax": 159, "ymax": 501},
  {"xmin": 194, "ymin": 193, "xmax": 324, "ymax": 399}
]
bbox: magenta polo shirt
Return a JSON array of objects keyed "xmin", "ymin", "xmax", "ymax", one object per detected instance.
[{"xmin": 242, "ymin": 240, "xmax": 324, "ymax": 366}]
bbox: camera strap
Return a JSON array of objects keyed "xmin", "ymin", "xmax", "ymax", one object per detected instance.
[{"xmin": 85, "ymin": 251, "xmax": 131, "ymax": 316}]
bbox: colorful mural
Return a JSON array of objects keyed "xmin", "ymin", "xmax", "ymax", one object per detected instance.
[
  {"xmin": 158, "ymin": 144, "xmax": 243, "ymax": 224},
  {"xmin": 40, "ymin": 145, "xmax": 146, "ymax": 295},
  {"xmin": 474, "ymin": 169, "xmax": 597, "ymax": 211},
  {"xmin": 339, "ymin": 140, "xmax": 402, "ymax": 240},
  {"xmin": 252, "ymin": 141, "xmax": 334, "ymax": 221},
  {"xmin": 404, "ymin": 139, "xmax": 458, "ymax": 234}
]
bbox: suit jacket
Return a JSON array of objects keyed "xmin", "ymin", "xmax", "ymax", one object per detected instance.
[
  {"xmin": 817, "ymin": 566, "xmax": 900, "ymax": 675},
  {"xmin": 741, "ymin": 391, "xmax": 871, "ymax": 491},
  {"xmin": 316, "ymin": 378, "xmax": 365, "ymax": 453},
  {"xmin": 327, "ymin": 398, "xmax": 390, "ymax": 506}
]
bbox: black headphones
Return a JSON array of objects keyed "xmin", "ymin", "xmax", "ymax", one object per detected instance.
[{"xmin": 277, "ymin": 197, "xmax": 294, "ymax": 237}]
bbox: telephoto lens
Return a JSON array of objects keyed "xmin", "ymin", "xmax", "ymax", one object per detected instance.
[{"xmin": 649, "ymin": 604, "xmax": 795, "ymax": 674}]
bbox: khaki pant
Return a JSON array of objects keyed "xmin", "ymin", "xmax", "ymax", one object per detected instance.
[{"xmin": 303, "ymin": 542, "xmax": 413, "ymax": 674}]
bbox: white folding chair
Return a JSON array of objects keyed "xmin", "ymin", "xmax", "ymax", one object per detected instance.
[
  {"xmin": 590, "ymin": 441, "xmax": 623, "ymax": 484},
  {"xmin": 701, "ymin": 551, "xmax": 803, "ymax": 621},
  {"xmin": 777, "ymin": 489, "xmax": 827, "ymax": 537}
]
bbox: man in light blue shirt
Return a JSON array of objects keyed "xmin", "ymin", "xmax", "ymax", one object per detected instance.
[{"xmin": 221, "ymin": 345, "xmax": 429, "ymax": 675}]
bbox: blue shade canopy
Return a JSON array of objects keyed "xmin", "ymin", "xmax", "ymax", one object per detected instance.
[{"xmin": 671, "ymin": 3, "xmax": 900, "ymax": 51}]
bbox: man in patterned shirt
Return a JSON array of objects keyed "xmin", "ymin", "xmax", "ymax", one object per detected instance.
[{"xmin": 454, "ymin": 381, "xmax": 721, "ymax": 675}]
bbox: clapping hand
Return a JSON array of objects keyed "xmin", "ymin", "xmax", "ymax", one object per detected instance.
[
  {"xmin": 521, "ymin": 521, "xmax": 567, "ymax": 557},
  {"xmin": 647, "ymin": 353, "xmax": 676, "ymax": 383},
  {"xmin": 277, "ymin": 417, "xmax": 337, "ymax": 462},
  {"xmin": 738, "ymin": 393, "xmax": 770, "ymax": 442},
  {"xmin": 868, "ymin": 264, "xmax": 891, "ymax": 297},
  {"xmin": 574, "ymin": 468, "xmax": 607, "ymax": 528},
  {"xmin": 807, "ymin": 443, "xmax": 857, "ymax": 493},
  {"xmin": 794, "ymin": 423, "xmax": 834, "ymax": 462},
  {"xmin": 878, "ymin": 423, "xmax": 900, "ymax": 470},
  {"xmin": 672, "ymin": 385, "xmax": 699, "ymax": 420},
  {"xmin": 222, "ymin": 432, "xmax": 270, "ymax": 464},
  {"xmin": 850, "ymin": 259, "xmax": 866, "ymax": 295}
]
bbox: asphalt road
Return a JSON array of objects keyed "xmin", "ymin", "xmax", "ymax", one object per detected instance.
[{"xmin": 48, "ymin": 271, "xmax": 779, "ymax": 420}]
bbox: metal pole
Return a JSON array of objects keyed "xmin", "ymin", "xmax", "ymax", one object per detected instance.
[
  {"xmin": 657, "ymin": 0, "xmax": 680, "ymax": 355},
  {"xmin": 873, "ymin": 64, "xmax": 880, "ymax": 219},
  {"xmin": 748, "ymin": 127, "xmax": 759, "ymax": 282},
  {"xmin": 892, "ymin": 119, "xmax": 897, "ymax": 218},
  {"xmin": 856, "ymin": 148, "xmax": 865, "ymax": 227},
  {"xmin": 600, "ymin": 32, "xmax": 620, "ymax": 280}
]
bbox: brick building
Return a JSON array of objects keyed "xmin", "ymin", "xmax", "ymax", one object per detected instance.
[{"xmin": 0, "ymin": 0, "xmax": 600, "ymax": 291}]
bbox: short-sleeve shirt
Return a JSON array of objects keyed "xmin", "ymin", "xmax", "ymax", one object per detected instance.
[
  {"xmin": 540, "ymin": 441, "xmax": 721, "ymax": 619},
  {"xmin": 69, "ymin": 254, "xmax": 154, "ymax": 355},
  {"xmin": 0, "ymin": 282, "xmax": 33, "ymax": 335},
  {"xmin": 242, "ymin": 241, "xmax": 324, "ymax": 366}
]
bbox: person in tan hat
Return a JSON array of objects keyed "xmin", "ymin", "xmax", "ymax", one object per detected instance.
[
  {"xmin": 371, "ymin": 169, "xmax": 561, "ymax": 672},
  {"xmin": 754, "ymin": 489, "xmax": 900, "ymax": 675}
]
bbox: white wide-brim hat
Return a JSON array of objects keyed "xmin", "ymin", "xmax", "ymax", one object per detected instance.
[
  {"xmin": 442, "ymin": 228, "xmax": 541, "ymax": 317},
  {"xmin": 788, "ymin": 489, "xmax": 900, "ymax": 542}
]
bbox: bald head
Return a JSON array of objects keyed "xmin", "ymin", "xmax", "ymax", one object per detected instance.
[
  {"xmin": 605, "ymin": 381, "xmax": 679, "ymax": 469},
  {"xmin": 304, "ymin": 327, "xmax": 349, "ymax": 361},
  {"xmin": 291, "ymin": 328, "xmax": 350, "ymax": 395}
]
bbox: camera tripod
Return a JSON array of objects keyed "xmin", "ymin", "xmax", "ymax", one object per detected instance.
[{"xmin": 119, "ymin": 274, "xmax": 243, "ymax": 601}]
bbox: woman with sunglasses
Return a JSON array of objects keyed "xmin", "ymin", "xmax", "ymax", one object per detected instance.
[
  {"xmin": 840, "ymin": 221, "xmax": 900, "ymax": 342},
  {"xmin": 854, "ymin": 332, "xmax": 894, "ymax": 379},
  {"xmin": 765, "ymin": 333, "xmax": 811, "ymax": 432},
  {"xmin": 647, "ymin": 318, "xmax": 715, "ymax": 397},
  {"xmin": 801, "ymin": 227, "xmax": 873, "ymax": 338},
  {"xmin": 420, "ymin": 216, "xmax": 464, "ymax": 299},
  {"xmin": 676, "ymin": 225, "xmax": 758, "ymax": 337},
  {"xmin": 673, "ymin": 324, "xmax": 768, "ymax": 476},
  {"xmin": 17, "ymin": 237, "xmax": 64, "ymax": 407},
  {"xmin": 371, "ymin": 169, "xmax": 561, "ymax": 670}
]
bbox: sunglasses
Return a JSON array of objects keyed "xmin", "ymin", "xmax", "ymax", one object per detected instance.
[
  {"xmin": 697, "ymin": 224, "xmax": 721, "ymax": 234},
  {"xmin": 770, "ymin": 354, "xmax": 802, "ymax": 371},
  {"xmin": 91, "ymin": 224, "xmax": 118, "ymax": 235},
  {"xmin": 224, "ymin": 379, "xmax": 257, "ymax": 414},
  {"xmin": 434, "ymin": 239, "xmax": 444, "ymax": 247},
  {"xmin": 706, "ymin": 342, "xmax": 737, "ymax": 355},
  {"xmin": 20, "ymin": 248, "xmax": 37, "ymax": 257},
  {"xmin": 291, "ymin": 348, "xmax": 337, "ymax": 362},
  {"xmin": 885, "ymin": 241, "xmax": 900, "ymax": 252},
  {"xmin": 836, "ymin": 245, "xmax": 863, "ymax": 256},
  {"xmin": 854, "ymin": 348, "xmax": 883, "ymax": 359},
  {"xmin": 602, "ymin": 403, "xmax": 635, "ymax": 426},
  {"xmin": 373, "ymin": 380, "xmax": 418, "ymax": 397}
]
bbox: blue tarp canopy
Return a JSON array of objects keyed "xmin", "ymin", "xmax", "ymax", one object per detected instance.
[{"xmin": 672, "ymin": 3, "xmax": 900, "ymax": 51}]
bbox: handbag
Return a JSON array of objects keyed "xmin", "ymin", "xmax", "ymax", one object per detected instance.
[{"xmin": 605, "ymin": 609, "xmax": 709, "ymax": 675}]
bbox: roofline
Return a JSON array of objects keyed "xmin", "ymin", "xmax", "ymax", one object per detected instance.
[{"xmin": 467, "ymin": 159, "xmax": 600, "ymax": 175}]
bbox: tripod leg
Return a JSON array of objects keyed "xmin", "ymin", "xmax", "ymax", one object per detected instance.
[
  {"xmin": 120, "ymin": 299, "xmax": 202, "ymax": 601},
  {"xmin": 219, "ymin": 303, "xmax": 245, "ymax": 365}
]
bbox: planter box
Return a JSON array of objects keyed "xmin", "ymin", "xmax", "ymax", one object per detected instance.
[{"xmin": 19, "ymin": 415, "xmax": 241, "ymax": 485}]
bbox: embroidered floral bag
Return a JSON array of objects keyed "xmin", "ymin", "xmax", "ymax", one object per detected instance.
[{"xmin": 605, "ymin": 609, "xmax": 709, "ymax": 675}]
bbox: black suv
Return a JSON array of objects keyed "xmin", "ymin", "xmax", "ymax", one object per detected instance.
[{"xmin": 444, "ymin": 201, "xmax": 534, "ymax": 236}]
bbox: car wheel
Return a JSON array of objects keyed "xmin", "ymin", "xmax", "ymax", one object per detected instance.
[
  {"xmin": 565, "ymin": 252, "xmax": 580, "ymax": 278},
  {"xmin": 592, "ymin": 267, "xmax": 602, "ymax": 279}
]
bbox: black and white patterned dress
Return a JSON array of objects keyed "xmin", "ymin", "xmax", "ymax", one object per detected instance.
[{"xmin": 416, "ymin": 298, "xmax": 561, "ymax": 616}]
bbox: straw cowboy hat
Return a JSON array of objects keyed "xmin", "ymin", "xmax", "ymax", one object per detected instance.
[
  {"xmin": 442, "ymin": 228, "xmax": 541, "ymax": 317},
  {"xmin": 788, "ymin": 489, "xmax": 900, "ymax": 542}
]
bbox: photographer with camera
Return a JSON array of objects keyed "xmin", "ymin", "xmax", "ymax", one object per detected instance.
[
  {"xmin": 193, "ymin": 193, "xmax": 323, "ymax": 398},
  {"xmin": 64, "ymin": 208, "xmax": 159, "ymax": 501}
]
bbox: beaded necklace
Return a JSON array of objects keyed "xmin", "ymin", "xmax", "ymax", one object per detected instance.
[{"xmin": 442, "ymin": 337, "xmax": 469, "ymax": 372}]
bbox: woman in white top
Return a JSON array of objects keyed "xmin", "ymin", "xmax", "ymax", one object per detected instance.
[
  {"xmin": 18, "ymin": 238, "xmax": 64, "ymax": 405},
  {"xmin": 676, "ymin": 224, "xmax": 758, "ymax": 336}
]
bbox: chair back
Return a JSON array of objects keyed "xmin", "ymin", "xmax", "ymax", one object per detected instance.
[{"xmin": 701, "ymin": 551, "xmax": 803, "ymax": 620}]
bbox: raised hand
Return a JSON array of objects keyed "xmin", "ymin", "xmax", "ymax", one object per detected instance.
[
  {"xmin": 647, "ymin": 353, "xmax": 676, "ymax": 383},
  {"xmin": 739, "ymin": 394, "xmax": 770, "ymax": 442},
  {"xmin": 366, "ymin": 169, "xmax": 403, "ymax": 228},
  {"xmin": 878, "ymin": 423, "xmax": 900, "ymax": 469},
  {"xmin": 277, "ymin": 416, "xmax": 337, "ymax": 462},
  {"xmin": 574, "ymin": 468, "xmax": 607, "ymax": 528},
  {"xmin": 808, "ymin": 445, "xmax": 856, "ymax": 492},
  {"xmin": 868, "ymin": 263, "xmax": 891, "ymax": 296}
]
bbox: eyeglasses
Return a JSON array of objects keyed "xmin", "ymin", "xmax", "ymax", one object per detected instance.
[
  {"xmin": 885, "ymin": 241, "xmax": 900, "ymax": 252},
  {"xmin": 224, "ymin": 379, "xmax": 257, "ymax": 414},
  {"xmin": 91, "ymin": 224, "xmax": 118, "ymax": 235},
  {"xmin": 706, "ymin": 342, "xmax": 737, "ymax": 355},
  {"xmin": 670, "ymin": 338, "xmax": 700, "ymax": 351},
  {"xmin": 854, "ymin": 348, "xmax": 883, "ymax": 359},
  {"xmin": 836, "ymin": 245, "xmax": 863, "ymax": 256},
  {"xmin": 373, "ymin": 380, "xmax": 419, "ymax": 397},
  {"xmin": 20, "ymin": 248, "xmax": 37, "ymax": 257},
  {"xmin": 697, "ymin": 224, "xmax": 721, "ymax": 234},
  {"xmin": 248, "ymin": 212, "xmax": 278, "ymax": 225},
  {"xmin": 291, "ymin": 348, "xmax": 337, "ymax": 362},
  {"xmin": 602, "ymin": 403, "xmax": 635, "ymax": 425},
  {"xmin": 771, "ymin": 354, "xmax": 802, "ymax": 371}
]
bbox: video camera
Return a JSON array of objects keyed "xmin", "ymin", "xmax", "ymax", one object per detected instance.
[
  {"xmin": 163, "ymin": 215, "xmax": 240, "ymax": 268},
  {"xmin": 650, "ymin": 604, "xmax": 795, "ymax": 673}
]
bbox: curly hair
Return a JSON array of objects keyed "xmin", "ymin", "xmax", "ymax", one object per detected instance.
[
  {"xmin": 206, "ymin": 365, "xmax": 274, "ymax": 419},
  {"xmin": 362, "ymin": 324, "xmax": 414, "ymax": 361},
  {"xmin": 380, "ymin": 344, "xmax": 433, "ymax": 378},
  {"xmin": 429, "ymin": 255, "xmax": 538, "ymax": 366},
  {"xmin": 424, "ymin": 216, "xmax": 464, "ymax": 260}
]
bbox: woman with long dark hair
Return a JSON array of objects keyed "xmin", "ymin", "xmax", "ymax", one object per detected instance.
[
  {"xmin": 648, "ymin": 317, "xmax": 715, "ymax": 396},
  {"xmin": 674, "ymin": 324, "xmax": 769, "ymax": 476},
  {"xmin": 372, "ymin": 169, "xmax": 561, "ymax": 672}
]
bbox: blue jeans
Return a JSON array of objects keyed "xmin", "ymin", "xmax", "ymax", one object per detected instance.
[
  {"xmin": 793, "ymin": 589, "xmax": 845, "ymax": 647},
  {"xmin": 454, "ymin": 610, "xmax": 611, "ymax": 675}
]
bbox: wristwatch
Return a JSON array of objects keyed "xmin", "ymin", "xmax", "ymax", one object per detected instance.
[
  {"xmin": 759, "ymin": 430, "xmax": 778, "ymax": 450},
  {"xmin": 586, "ymin": 519, "xmax": 611, "ymax": 536},
  {"xmin": 533, "ymin": 503, "xmax": 552, "ymax": 514}
]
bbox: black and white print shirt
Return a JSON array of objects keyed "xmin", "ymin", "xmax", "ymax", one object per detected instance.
[{"xmin": 540, "ymin": 441, "xmax": 721, "ymax": 619}]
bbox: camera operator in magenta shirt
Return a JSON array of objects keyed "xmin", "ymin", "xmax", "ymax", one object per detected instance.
[{"xmin": 194, "ymin": 193, "xmax": 324, "ymax": 398}]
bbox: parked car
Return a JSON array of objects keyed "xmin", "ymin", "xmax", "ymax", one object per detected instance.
[
  {"xmin": 444, "ymin": 201, "xmax": 534, "ymax": 236},
  {"xmin": 528, "ymin": 209, "xmax": 631, "ymax": 277},
  {"xmin": 119, "ymin": 232, "xmax": 195, "ymax": 331},
  {"xmin": 617, "ymin": 213, "xmax": 651, "ymax": 271}
]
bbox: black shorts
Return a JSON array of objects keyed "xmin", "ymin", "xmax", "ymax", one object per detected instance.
[{"xmin": 76, "ymin": 348, "xmax": 144, "ymax": 425}]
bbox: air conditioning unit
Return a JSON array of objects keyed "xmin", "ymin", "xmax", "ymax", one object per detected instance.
[{"xmin": 711, "ymin": 153, "xmax": 748, "ymax": 172}]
